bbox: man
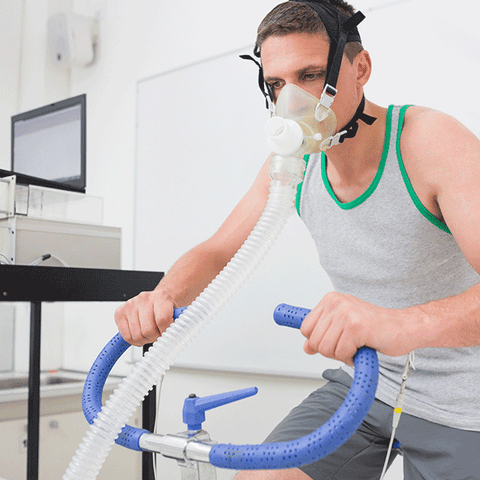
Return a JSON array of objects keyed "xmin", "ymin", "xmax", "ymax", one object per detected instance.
[{"xmin": 116, "ymin": 1, "xmax": 480, "ymax": 478}]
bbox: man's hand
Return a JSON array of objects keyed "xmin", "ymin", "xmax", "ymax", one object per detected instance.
[
  {"xmin": 300, "ymin": 292, "xmax": 417, "ymax": 366},
  {"xmin": 114, "ymin": 289, "xmax": 178, "ymax": 346}
]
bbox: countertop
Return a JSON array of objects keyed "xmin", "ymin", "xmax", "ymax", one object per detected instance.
[{"xmin": 0, "ymin": 370, "xmax": 123, "ymax": 421}]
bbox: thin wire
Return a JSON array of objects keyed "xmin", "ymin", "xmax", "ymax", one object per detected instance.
[
  {"xmin": 29, "ymin": 253, "xmax": 69, "ymax": 267},
  {"xmin": 0, "ymin": 253, "xmax": 12, "ymax": 264},
  {"xmin": 153, "ymin": 375, "xmax": 164, "ymax": 479},
  {"xmin": 379, "ymin": 351, "xmax": 415, "ymax": 480},
  {"xmin": 379, "ymin": 427, "xmax": 397, "ymax": 480}
]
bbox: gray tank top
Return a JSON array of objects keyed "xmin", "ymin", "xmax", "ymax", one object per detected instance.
[{"xmin": 298, "ymin": 105, "xmax": 480, "ymax": 431}]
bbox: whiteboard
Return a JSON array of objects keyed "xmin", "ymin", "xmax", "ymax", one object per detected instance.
[
  {"xmin": 134, "ymin": 0, "xmax": 479, "ymax": 377},
  {"xmin": 134, "ymin": 47, "xmax": 337, "ymax": 378}
]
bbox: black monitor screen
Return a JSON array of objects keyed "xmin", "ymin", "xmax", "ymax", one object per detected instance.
[{"xmin": 11, "ymin": 94, "xmax": 86, "ymax": 193}]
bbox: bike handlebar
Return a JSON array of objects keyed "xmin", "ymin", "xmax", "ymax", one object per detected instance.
[
  {"xmin": 83, "ymin": 304, "xmax": 379, "ymax": 468},
  {"xmin": 82, "ymin": 307, "xmax": 186, "ymax": 450}
]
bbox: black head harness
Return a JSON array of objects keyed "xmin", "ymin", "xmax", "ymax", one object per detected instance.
[{"xmin": 241, "ymin": 0, "xmax": 376, "ymax": 144}]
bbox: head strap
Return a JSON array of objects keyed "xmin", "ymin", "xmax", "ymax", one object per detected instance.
[
  {"xmin": 337, "ymin": 95, "xmax": 376, "ymax": 144},
  {"xmin": 242, "ymin": 0, "xmax": 365, "ymax": 107},
  {"xmin": 241, "ymin": 0, "xmax": 376, "ymax": 145},
  {"xmin": 240, "ymin": 46, "xmax": 273, "ymax": 109},
  {"xmin": 294, "ymin": 1, "xmax": 364, "ymax": 91}
]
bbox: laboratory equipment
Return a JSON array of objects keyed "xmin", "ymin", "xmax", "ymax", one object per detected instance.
[
  {"xmin": 7, "ymin": 94, "xmax": 86, "ymax": 193},
  {"xmin": 80, "ymin": 303, "xmax": 378, "ymax": 479}
]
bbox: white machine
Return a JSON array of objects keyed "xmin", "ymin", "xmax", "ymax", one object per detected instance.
[{"xmin": 0, "ymin": 176, "xmax": 120, "ymax": 269}]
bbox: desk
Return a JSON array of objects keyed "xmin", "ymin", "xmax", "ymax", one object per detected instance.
[{"xmin": 0, "ymin": 265, "xmax": 164, "ymax": 480}]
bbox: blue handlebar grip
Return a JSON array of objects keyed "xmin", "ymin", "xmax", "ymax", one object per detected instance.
[
  {"xmin": 82, "ymin": 306, "xmax": 186, "ymax": 450},
  {"xmin": 209, "ymin": 346, "xmax": 379, "ymax": 470},
  {"xmin": 174, "ymin": 306, "xmax": 187, "ymax": 318},
  {"xmin": 274, "ymin": 303, "xmax": 311, "ymax": 329},
  {"xmin": 208, "ymin": 303, "xmax": 379, "ymax": 470}
]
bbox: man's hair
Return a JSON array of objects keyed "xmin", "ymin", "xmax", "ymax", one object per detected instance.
[{"xmin": 256, "ymin": 1, "xmax": 364, "ymax": 63}]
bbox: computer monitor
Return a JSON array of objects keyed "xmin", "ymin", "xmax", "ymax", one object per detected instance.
[{"xmin": 10, "ymin": 94, "xmax": 86, "ymax": 193}]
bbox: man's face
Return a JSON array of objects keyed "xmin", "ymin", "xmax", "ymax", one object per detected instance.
[{"xmin": 261, "ymin": 32, "xmax": 362, "ymax": 130}]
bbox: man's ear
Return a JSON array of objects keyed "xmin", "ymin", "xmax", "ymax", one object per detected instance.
[{"xmin": 356, "ymin": 50, "xmax": 372, "ymax": 87}]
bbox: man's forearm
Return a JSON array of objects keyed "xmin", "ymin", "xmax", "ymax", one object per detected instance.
[
  {"xmin": 413, "ymin": 282, "xmax": 480, "ymax": 349},
  {"xmin": 155, "ymin": 241, "xmax": 231, "ymax": 308}
]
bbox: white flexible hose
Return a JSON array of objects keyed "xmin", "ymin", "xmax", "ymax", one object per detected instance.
[{"xmin": 63, "ymin": 155, "xmax": 306, "ymax": 480}]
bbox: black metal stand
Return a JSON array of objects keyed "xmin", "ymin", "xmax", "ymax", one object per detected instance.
[
  {"xmin": 0, "ymin": 265, "xmax": 164, "ymax": 480},
  {"xmin": 142, "ymin": 343, "xmax": 157, "ymax": 480},
  {"xmin": 27, "ymin": 302, "xmax": 41, "ymax": 480}
]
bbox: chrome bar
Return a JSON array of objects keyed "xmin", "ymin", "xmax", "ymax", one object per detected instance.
[{"xmin": 139, "ymin": 432, "xmax": 213, "ymax": 463}]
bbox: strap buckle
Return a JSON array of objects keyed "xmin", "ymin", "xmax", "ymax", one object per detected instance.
[
  {"xmin": 320, "ymin": 130, "xmax": 347, "ymax": 150},
  {"xmin": 316, "ymin": 84, "xmax": 337, "ymax": 122}
]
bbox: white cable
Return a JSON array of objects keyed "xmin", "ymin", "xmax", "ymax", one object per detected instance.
[
  {"xmin": 380, "ymin": 429, "xmax": 397, "ymax": 480},
  {"xmin": 29, "ymin": 254, "xmax": 52, "ymax": 266},
  {"xmin": 29, "ymin": 253, "xmax": 69, "ymax": 267},
  {"xmin": 0, "ymin": 253, "xmax": 12, "ymax": 264},
  {"xmin": 153, "ymin": 375, "xmax": 164, "ymax": 479},
  {"xmin": 50, "ymin": 254, "xmax": 69, "ymax": 267},
  {"xmin": 379, "ymin": 351, "xmax": 415, "ymax": 480}
]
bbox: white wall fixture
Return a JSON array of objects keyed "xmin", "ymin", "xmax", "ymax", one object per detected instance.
[{"xmin": 47, "ymin": 12, "xmax": 99, "ymax": 68}]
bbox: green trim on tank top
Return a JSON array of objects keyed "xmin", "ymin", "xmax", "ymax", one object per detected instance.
[
  {"xmin": 295, "ymin": 107, "xmax": 393, "ymax": 216},
  {"xmin": 396, "ymin": 105, "xmax": 452, "ymax": 235},
  {"xmin": 296, "ymin": 154, "xmax": 310, "ymax": 216},
  {"xmin": 319, "ymin": 104, "xmax": 393, "ymax": 210}
]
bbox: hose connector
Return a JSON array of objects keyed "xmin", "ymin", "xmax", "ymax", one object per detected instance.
[
  {"xmin": 265, "ymin": 116, "xmax": 304, "ymax": 156},
  {"xmin": 269, "ymin": 154, "xmax": 306, "ymax": 188}
]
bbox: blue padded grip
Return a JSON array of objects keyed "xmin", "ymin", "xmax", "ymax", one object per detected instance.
[
  {"xmin": 273, "ymin": 303, "xmax": 310, "ymax": 329},
  {"xmin": 208, "ymin": 304, "xmax": 379, "ymax": 470},
  {"xmin": 82, "ymin": 307, "xmax": 185, "ymax": 450}
]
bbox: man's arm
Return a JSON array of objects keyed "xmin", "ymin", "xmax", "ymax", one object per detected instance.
[
  {"xmin": 115, "ymin": 156, "xmax": 272, "ymax": 346},
  {"xmin": 403, "ymin": 108, "xmax": 480, "ymax": 347},
  {"xmin": 301, "ymin": 108, "xmax": 480, "ymax": 365},
  {"xmin": 301, "ymin": 283, "xmax": 480, "ymax": 367}
]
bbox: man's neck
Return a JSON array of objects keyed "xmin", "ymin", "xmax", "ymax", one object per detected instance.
[{"xmin": 324, "ymin": 101, "xmax": 388, "ymax": 201}]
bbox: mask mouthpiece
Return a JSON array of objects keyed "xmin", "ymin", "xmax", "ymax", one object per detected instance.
[
  {"xmin": 267, "ymin": 84, "xmax": 339, "ymax": 156},
  {"xmin": 265, "ymin": 116, "xmax": 304, "ymax": 156}
]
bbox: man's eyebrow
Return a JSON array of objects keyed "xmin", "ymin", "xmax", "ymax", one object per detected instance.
[
  {"xmin": 264, "ymin": 74, "xmax": 282, "ymax": 83},
  {"xmin": 297, "ymin": 65, "xmax": 327, "ymax": 77},
  {"xmin": 264, "ymin": 65, "xmax": 327, "ymax": 83}
]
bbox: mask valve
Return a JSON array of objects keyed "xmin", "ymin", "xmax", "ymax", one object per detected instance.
[
  {"xmin": 267, "ymin": 83, "xmax": 338, "ymax": 155},
  {"xmin": 265, "ymin": 116, "xmax": 304, "ymax": 156}
]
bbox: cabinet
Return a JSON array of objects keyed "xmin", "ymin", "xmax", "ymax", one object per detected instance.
[
  {"xmin": 0, "ymin": 266, "xmax": 164, "ymax": 480},
  {"xmin": 0, "ymin": 396, "xmax": 142, "ymax": 480}
]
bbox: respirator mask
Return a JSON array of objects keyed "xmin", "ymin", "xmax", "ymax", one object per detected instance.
[
  {"xmin": 265, "ymin": 83, "xmax": 339, "ymax": 155},
  {"xmin": 242, "ymin": 0, "xmax": 376, "ymax": 156}
]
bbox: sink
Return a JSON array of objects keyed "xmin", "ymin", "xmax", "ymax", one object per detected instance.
[
  {"xmin": 0, "ymin": 370, "xmax": 123, "ymax": 418},
  {"xmin": 0, "ymin": 372, "xmax": 89, "ymax": 404},
  {"xmin": 0, "ymin": 376, "xmax": 30, "ymax": 390},
  {"xmin": 0, "ymin": 374, "xmax": 81, "ymax": 390}
]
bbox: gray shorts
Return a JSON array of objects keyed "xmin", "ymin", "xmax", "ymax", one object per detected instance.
[{"xmin": 264, "ymin": 369, "xmax": 480, "ymax": 480}]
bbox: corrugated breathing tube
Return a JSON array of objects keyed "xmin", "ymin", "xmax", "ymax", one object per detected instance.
[{"xmin": 62, "ymin": 154, "xmax": 307, "ymax": 479}]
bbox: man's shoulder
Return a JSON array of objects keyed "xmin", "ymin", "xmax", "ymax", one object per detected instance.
[
  {"xmin": 401, "ymin": 105, "xmax": 477, "ymax": 159},
  {"xmin": 402, "ymin": 106, "xmax": 474, "ymax": 148},
  {"xmin": 399, "ymin": 105, "xmax": 479, "ymax": 222}
]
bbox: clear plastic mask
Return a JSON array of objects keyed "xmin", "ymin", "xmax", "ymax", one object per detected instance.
[{"xmin": 271, "ymin": 84, "xmax": 338, "ymax": 155}]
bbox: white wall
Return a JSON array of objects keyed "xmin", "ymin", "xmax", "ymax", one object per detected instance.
[
  {"xmin": 68, "ymin": 0, "xmax": 283, "ymax": 269},
  {"xmin": 2, "ymin": 0, "xmax": 479, "ymax": 280},
  {"xmin": 0, "ymin": 1, "xmax": 23, "ymax": 166},
  {"xmin": 1, "ymin": 0, "xmax": 478, "ymax": 478}
]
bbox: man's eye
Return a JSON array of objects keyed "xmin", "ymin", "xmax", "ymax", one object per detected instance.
[
  {"xmin": 303, "ymin": 72, "xmax": 323, "ymax": 82},
  {"xmin": 268, "ymin": 81, "xmax": 281, "ymax": 91}
]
